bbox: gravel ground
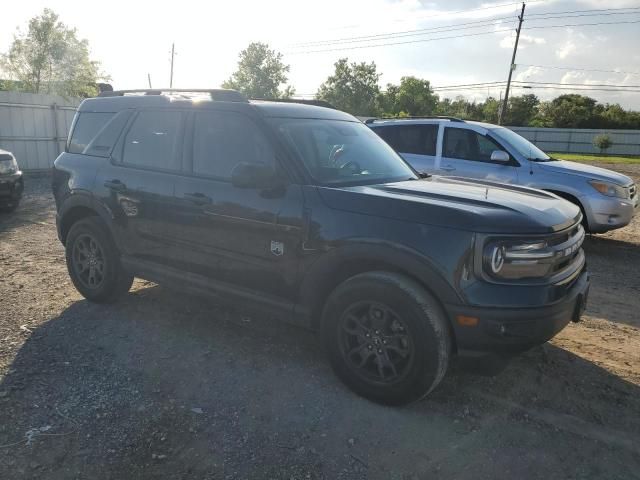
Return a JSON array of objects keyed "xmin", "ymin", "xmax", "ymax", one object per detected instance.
[{"xmin": 1, "ymin": 167, "xmax": 639, "ymax": 480}]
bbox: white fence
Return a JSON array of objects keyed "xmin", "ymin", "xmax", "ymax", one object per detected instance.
[
  {"xmin": 508, "ymin": 126, "xmax": 640, "ymax": 156},
  {"xmin": 0, "ymin": 91, "xmax": 81, "ymax": 171}
]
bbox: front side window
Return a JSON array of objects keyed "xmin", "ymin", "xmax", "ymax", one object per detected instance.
[
  {"xmin": 271, "ymin": 118, "xmax": 417, "ymax": 186},
  {"xmin": 443, "ymin": 127, "xmax": 504, "ymax": 162},
  {"xmin": 68, "ymin": 112, "xmax": 114, "ymax": 154},
  {"xmin": 492, "ymin": 127, "xmax": 551, "ymax": 161},
  {"xmin": 192, "ymin": 111, "xmax": 275, "ymax": 180},
  {"xmin": 122, "ymin": 110, "xmax": 183, "ymax": 171}
]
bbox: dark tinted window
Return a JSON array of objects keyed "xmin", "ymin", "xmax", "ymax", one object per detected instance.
[
  {"xmin": 83, "ymin": 110, "xmax": 132, "ymax": 157},
  {"xmin": 375, "ymin": 125, "xmax": 437, "ymax": 155},
  {"xmin": 122, "ymin": 111, "xmax": 183, "ymax": 170},
  {"xmin": 192, "ymin": 111, "xmax": 275, "ymax": 180},
  {"xmin": 68, "ymin": 112, "xmax": 114, "ymax": 154},
  {"xmin": 443, "ymin": 127, "xmax": 503, "ymax": 162}
]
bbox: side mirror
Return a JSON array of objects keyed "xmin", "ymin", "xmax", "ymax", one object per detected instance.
[
  {"xmin": 490, "ymin": 150, "xmax": 510, "ymax": 163},
  {"xmin": 231, "ymin": 162, "xmax": 280, "ymax": 189}
]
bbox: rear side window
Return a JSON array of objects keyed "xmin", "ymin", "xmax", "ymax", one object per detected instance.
[
  {"xmin": 122, "ymin": 111, "xmax": 183, "ymax": 171},
  {"xmin": 192, "ymin": 111, "xmax": 275, "ymax": 180},
  {"xmin": 68, "ymin": 112, "xmax": 114, "ymax": 154},
  {"xmin": 375, "ymin": 125, "xmax": 437, "ymax": 156}
]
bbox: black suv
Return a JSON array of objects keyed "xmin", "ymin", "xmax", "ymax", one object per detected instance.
[
  {"xmin": 52, "ymin": 89, "xmax": 589, "ymax": 405},
  {"xmin": 0, "ymin": 149, "xmax": 24, "ymax": 212}
]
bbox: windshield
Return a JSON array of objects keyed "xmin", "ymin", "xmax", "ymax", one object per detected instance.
[
  {"xmin": 491, "ymin": 127, "xmax": 553, "ymax": 162},
  {"xmin": 269, "ymin": 118, "xmax": 418, "ymax": 186}
]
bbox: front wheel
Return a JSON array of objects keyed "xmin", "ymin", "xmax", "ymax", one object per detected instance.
[
  {"xmin": 322, "ymin": 272, "xmax": 451, "ymax": 406},
  {"xmin": 65, "ymin": 217, "xmax": 133, "ymax": 303}
]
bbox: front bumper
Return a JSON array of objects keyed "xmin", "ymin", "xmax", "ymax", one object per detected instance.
[
  {"xmin": 583, "ymin": 192, "xmax": 638, "ymax": 233},
  {"xmin": 0, "ymin": 171, "xmax": 24, "ymax": 203},
  {"xmin": 446, "ymin": 268, "xmax": 590, "ymax": 354}
]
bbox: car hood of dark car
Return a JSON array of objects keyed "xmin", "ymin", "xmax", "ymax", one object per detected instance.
[
  {"xmin": 539, "ymin": 159, "xmax": 633, "ymax": 186},
  {"xmin": 318, "ymin": 176, "xmax": 581, "ymax": 234}
]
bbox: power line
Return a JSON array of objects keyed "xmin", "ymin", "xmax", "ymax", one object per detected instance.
[
  {"xmin": 286, "ymin": 19, "xmax": 640, "ymax": 55},
  {"xmin": 526, "ymin": 10, "xmax": 640, "ymax": 22},
  {"xmin": 288, "ymin": 16, "xmax": 517, "ymax": 48},
  {"xmin": 513, "ymin": 81, "xmax": 640, "ymax": 88},
  {"xmin": 517, "ymin": 64, "xmax": 640, "ymax": 76},
  {"xmin": 527, "ymin": 6, "xmax": 640, "ymax": 17}
]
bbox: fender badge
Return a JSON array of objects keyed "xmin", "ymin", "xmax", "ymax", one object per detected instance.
[{"xmin": 270, "ymin": 241, "xmax": 284, "ymax": 256}]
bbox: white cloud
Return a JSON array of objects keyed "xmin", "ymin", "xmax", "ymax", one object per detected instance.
[
  {"xmin": 500, "ymin": 34, "xmax": 546, "ymax": 49},
  {"xmin": 556, "ymin": 40, "xmax": 577, "ymax": 59}
]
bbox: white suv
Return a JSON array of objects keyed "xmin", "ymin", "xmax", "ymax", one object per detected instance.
[{"xmin": 367, "ymin": 117, "xmax": 638, "ymax": 233}]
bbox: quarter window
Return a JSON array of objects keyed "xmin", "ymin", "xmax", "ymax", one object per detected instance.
[
  {"xmin": 122, "ymin": 111, "xmax": 183, "ymax": 170},
  {"xmin": 68, "ymin": 112, "xmax": 114, "ymax": 154},
  {"xmin": 192, "ymin": 111, "xmax": 275, "ymax": 180}
]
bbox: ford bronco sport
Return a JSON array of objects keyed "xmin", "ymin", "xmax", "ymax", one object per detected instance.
[{"xmin": 52, "ymin": 89, "xmax": 589, "ymax": 405}]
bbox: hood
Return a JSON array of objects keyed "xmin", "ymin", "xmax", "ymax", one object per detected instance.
[
  {"xmin": 318, "ymin": 176, "xmax": 581, "ymax": 234},
  {"xmin": 539, "ymin": 159, "xmax": 633, "ymax": 186}
]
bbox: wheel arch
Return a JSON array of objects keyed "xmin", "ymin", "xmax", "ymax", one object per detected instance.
[
  {"xmin": 298, "ymin": 243, "xmax": 461, "ymax": 334},
  {"xmin": 58, "ymin": 194, "xmax": 114, "ymax": 245},
  {"xmin": 544, "ymin": 189, "xmax": 589, "ymax": 229}
]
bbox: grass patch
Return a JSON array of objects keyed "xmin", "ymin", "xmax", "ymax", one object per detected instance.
[{"xmin": 549, "ymin": 153, "xmax": 640, "ymax": 165}]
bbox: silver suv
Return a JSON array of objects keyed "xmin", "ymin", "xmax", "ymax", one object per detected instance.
[{"xmin": 368, "ymin": 117, "xmax": 638, "ymax": 233}]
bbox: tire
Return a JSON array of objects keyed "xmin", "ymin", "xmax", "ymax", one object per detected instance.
[
  {"xmin": 322, "ymin": 271, "xmax": 451, "ymax": 406},
  {"xmin": 65, "ymin": 216, "xmax": 133, "ymax": 303},
  {"xmin": 0, "ymin": 199, "xmax": 20, "ymax": 213}
]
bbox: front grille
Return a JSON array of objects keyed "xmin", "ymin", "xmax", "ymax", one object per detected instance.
[{"xmin": 548, "ymin": 224, "xmax": 585, "ymax": 278}]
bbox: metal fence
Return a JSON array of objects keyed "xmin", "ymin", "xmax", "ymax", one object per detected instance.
[
  {"xmin": 0, "ymin": 91, "xmax": 81, "ymax": 171},
  {"xmin": 508, "ymin": 126, "xmax": 640, "ymax": 156}
]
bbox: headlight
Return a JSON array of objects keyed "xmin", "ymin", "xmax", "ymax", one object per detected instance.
[
  {"xmin": 0, "ymin": 157, "xmax": 18, "ymax": 175},
  {"xmin": 484, "ymin": 239, "xmax": 557, "ymax": 280},
  {"xmin": 589, "ymin": 180, "xmax": 628, "ymax": 199}
]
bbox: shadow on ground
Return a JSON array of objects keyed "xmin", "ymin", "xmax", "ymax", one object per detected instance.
[{"xmin": 1, "ymin": 285, "xmax": 639, "ymax": 479}]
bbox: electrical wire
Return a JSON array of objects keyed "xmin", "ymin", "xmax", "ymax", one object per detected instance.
[{"xmin": 517, "ymin": 64, "xmax": 640, "ymax": 76}]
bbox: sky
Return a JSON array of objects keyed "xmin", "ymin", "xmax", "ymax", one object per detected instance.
[{"xmin": 2, "ymin": 0, "xmax": 640, "ymax": 109}]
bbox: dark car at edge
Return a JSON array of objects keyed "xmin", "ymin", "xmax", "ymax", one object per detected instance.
[
  {"xmin": 52, "ymin": 89, "xmax": 589, "ymax": 405},
  {"xmin": 0, "ymin": 149, "xmax": 24, "ymax": 212}
]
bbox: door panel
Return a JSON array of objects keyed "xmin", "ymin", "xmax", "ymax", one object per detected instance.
[
  {"xmin": 440, "ymin": 127, "xmax": 519, "ymax": 184},
  {"xmin": 173, "ymin": 109, "xmax": 304, "ymax": 302},
  {"xmin": 96, "ymin": 109, "xmax": 186, "ymax": 266}
]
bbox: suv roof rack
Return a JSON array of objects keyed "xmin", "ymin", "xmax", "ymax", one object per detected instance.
[
  {"xmin": 364, "ymin": 116, "xmax": 465, "ymax": 124},
  {"xmin": 251, "ymin": 98, "xmax": 337, "ymax": 109},
  {"xmin": 98, "ymin": 88, "xmax": 248, "ymax": 103}
]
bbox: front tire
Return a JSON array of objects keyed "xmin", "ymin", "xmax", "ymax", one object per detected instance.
[
  {"xmin": 322, "ymin": 272, "xmax": 451, "ymax": 406},
  {"xmin": 65, "ymin": 217, "xmax": 133, "ymax": 303}
]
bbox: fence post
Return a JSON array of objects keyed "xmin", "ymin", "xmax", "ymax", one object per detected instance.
[
  {"xmin": 567, "ymin": 129, "xmax": 573, "ymax": 153},
  {"xmin": 51, "ymin": 102, "xmax": 60, "ymax": 156}
]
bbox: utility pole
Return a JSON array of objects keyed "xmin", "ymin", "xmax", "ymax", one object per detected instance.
[
  {"xmin": 498, "ymin": 2, "xmax": 526, "ymax": 125},
  {"xmin": 169, "ymin": 43, "xmax": 175, "ymax": 88},
  {"xmin": 148, "ymin": 73, "xmax": 152, "ymax": 89}
]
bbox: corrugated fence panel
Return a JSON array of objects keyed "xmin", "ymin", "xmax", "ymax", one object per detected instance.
[
  {"xmin": 0, "ymin": 91, "xmax": 81, "ymax": 170},
  {"xmin": 509, "ymin": 126, "xmax": 640, "ymax": 156}
]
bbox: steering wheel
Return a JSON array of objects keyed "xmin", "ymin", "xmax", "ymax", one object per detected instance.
[{"xmin": 339, "ymin": 160, "xmax": 362, "ymax": 174}]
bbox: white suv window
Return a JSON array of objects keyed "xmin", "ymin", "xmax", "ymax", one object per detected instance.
[{"xmin": 443, "ymin": 127, "xmax": 504, "ymax": 163}]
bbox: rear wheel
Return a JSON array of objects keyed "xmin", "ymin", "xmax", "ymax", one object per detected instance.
[
  {"xmin": 65, "ymin": 217, "xmax": 133, "ymax": 303},
  {"xmin": 322, "ymin": 272, "xmax": 451, "ymax": 405}
]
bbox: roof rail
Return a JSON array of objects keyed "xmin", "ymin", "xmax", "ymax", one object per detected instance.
[
  {"xmin": 98, "ymin": 88, "xmax": 248, "ymax": 102},
  {"xmin": 251, "ymin": 98, "xmax": 337, "ymax": 109},
  {"xmin": 364, "ymin": 116, "xmax": 465, "ymax": 124}
]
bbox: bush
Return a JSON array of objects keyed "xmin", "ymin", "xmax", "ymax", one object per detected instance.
[{"xmin": 593, "ymin": 134, "xmax": 613, "ymax": 155}]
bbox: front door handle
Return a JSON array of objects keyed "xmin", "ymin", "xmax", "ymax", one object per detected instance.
[
  {"xmin": 104, "ymin": 179, "xmax": 126, "ymax": 192},
  {"xmin": 184, "ymin": 192, "xmax": 212, "ymax": 205},
  {"xmin": 440, "ymin": 165, "xmax": 456, "ymax": 172}
]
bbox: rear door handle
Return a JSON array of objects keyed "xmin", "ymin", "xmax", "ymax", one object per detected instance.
[
  {"xmin": 184, "ymin": 192, "xmax": 212, "ymax": 205},
  {"xmin": 440, "ymin": 165, "xmax": 456, "ymax": 172},
  {"xmin": 104, "ymin": 179, "xmax": 126, "ymax": 192}
]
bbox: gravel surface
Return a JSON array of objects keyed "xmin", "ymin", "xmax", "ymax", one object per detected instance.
[{"xmin": 1, "ymin": 167, "xmax": 639, "ymax": 480}]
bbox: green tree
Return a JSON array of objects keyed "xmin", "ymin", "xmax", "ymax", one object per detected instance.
[
  {"xmin": 222, "ymin": 42, "xmax": 293, "ymax": 99},
  {"xmin": 537, "ymin": 94, "xmax": 597, "ymax": 128},
  {"xmin": 481, "ymin": 97, "xmax": 500, "ymax": 124},
  {"xmin": 380, "ymin": 76, "xmax": 438, "ymax": 116},
  {"xmin": 0, "ymin": 9, "xmax": 105, "ymax": 97},
  {"xmin": 316, "ymin": 58, "xmax": 381, "ymax": 116},
  {"xmin": 505, "ymin": 94, "xmax": 539, "ymax": 126}
]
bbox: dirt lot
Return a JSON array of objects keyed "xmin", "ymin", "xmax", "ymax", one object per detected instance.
[{"xmin": 1, "ymin": 166, "xmax": 639, "ymax": 480}]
